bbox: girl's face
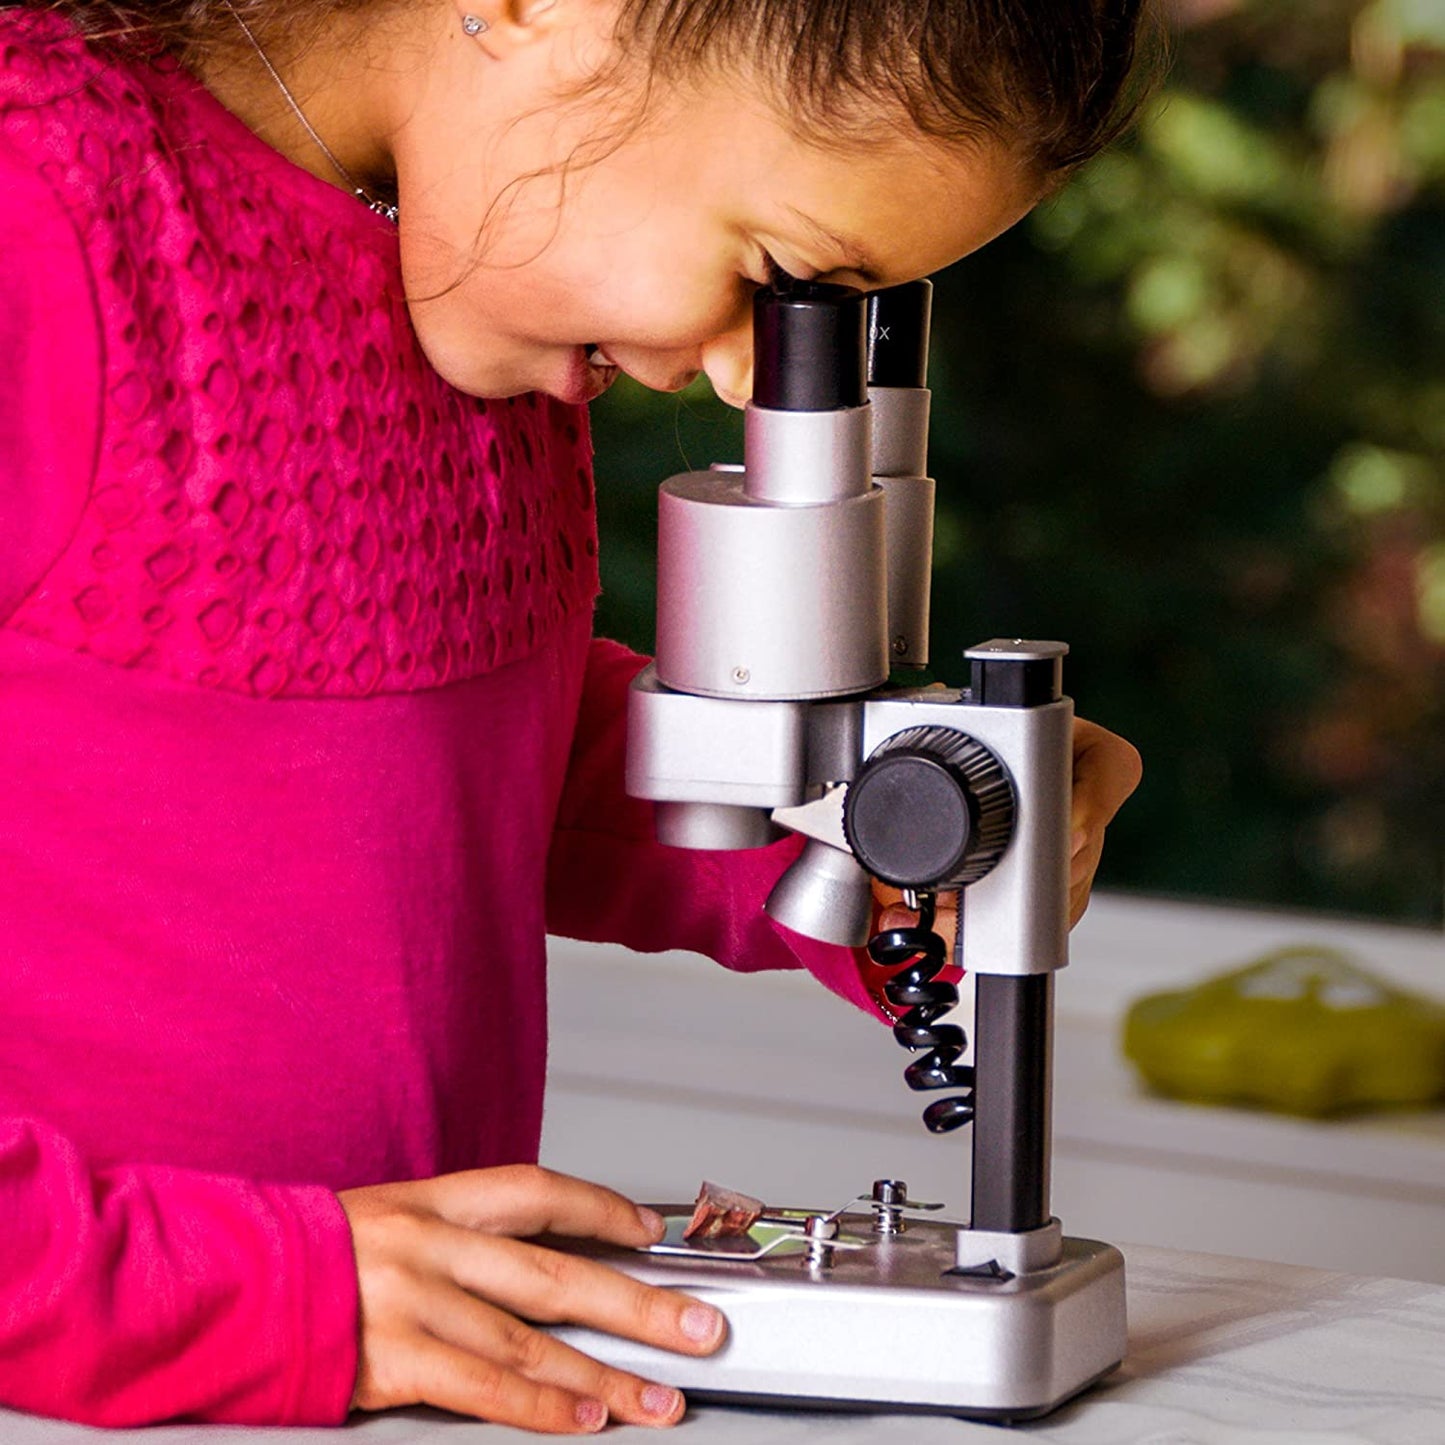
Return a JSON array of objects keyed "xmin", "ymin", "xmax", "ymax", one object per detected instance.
[{"xmin": 389, "ymin": 2, "xmax": 1041, "ymax": 405}]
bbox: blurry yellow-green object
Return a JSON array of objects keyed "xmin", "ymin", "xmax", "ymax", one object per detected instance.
[{"xmin": 1123, "ymin": 947, "xmax": 1445, "ymax": 1117}]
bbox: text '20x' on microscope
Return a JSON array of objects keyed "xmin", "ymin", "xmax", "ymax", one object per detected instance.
[{"xmin": 547, "ymin": 280, "xmax": 1127, "ymax": 1421}]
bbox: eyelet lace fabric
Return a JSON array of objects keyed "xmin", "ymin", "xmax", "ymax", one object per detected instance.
[{"xmin": 0, "ymin": 12, "xmax": 600, "ymax": 699}]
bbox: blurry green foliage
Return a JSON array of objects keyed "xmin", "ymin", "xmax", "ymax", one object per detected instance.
[{"xmin": 589, "ymin": 0, "xmax": 1445, "ymax": 925}]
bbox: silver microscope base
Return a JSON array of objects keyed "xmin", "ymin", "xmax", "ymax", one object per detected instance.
[{"xmin": 549, "ymin": 1218, "xmax": 1127, "ymax": 1421}]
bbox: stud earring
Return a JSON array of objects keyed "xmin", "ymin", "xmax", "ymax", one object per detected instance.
[{"xmin": 462, "ymin": 14, "xmax": 488, "ymax": 34}]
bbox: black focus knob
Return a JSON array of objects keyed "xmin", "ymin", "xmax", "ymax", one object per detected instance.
[{"xmin": 843, "ymin": 726, "xmax": 1015, "ymax": 890}]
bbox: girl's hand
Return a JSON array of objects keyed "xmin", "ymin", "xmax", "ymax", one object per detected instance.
[
  {"xmin": 872, "ymin": 715, "xmax": 1142, "ymax": 943},
  {"xmin": 1066, "ymin": 717, "xmax": 1142, "ymax": 925},
  {"xmin": 338, "ymin": 1165, "xmax": 725, "ymax": 1433}
]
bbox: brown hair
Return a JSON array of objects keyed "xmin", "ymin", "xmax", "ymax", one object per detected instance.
[
  {"xmin": 610, "ymin": 1, "xmax": 1164, "ymax": 174},
  {"xmin": 19, "ymin": 0, "xmax": 1164, "ymax": 176}
]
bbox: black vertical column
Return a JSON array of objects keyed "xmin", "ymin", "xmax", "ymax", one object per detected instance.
[{"xmin": 970, "ymin": 972, "xmax": 1053, "ymax": 1233}]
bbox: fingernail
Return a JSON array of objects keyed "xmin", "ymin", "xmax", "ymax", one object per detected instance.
[
  {"xmin": 680, "ymin": 1303, "xmax": 723, "ymax": 1345},
  {"xmin": 575, "ymin": 1399, "xmax": 607, "ymax": 1432},
  {"xmin": 1071, "ymin": 828, "xmax": 1087, "ymax": 856},
  {"xmin": 641, "ymin": 1384, "xmax": 683, "ymax": 1419},
  {"xmin": 636, "ymin": 1206, "xmax": 665, "ymax": 1238}
]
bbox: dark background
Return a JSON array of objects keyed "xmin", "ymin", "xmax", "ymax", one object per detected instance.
[{"xmin": 588, "ymin": 0, "xmax": 1445, "ymax": 927}]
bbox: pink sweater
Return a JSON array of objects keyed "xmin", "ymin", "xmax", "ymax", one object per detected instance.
[{"xmin": 0, "ymin": 13, "xmax": 872, "ymax": 1427}]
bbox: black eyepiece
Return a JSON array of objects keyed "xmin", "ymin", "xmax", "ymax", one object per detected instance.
[
  {"xmin": 752, "ymin": 281, "xmax": 866, "ymax": 412},
  {"xmin": 866, "ymin": 279, "xmax": 933, "ymax": 389}
]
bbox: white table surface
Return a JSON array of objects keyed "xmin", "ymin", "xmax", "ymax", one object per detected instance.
[{"xmin": 5, "ymin": 1243, "xmax": 1442, "ymax": 1443}]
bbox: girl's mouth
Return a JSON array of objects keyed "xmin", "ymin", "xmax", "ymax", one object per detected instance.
[
  {"xmin": 580, "ymin": 343, "xmax": 620, "ymax": 399},
  {"xmin": 550, "ymin": 345, "xmax": 619, "ymax": 405}
]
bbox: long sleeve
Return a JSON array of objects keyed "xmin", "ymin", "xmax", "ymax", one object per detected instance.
[
  {"xmin": 0, "ymin": 138, "xmax": 361, "ymax": 1428},
  {"xmin": 546, "ymin": 638, "xmax": 881, "ymax": 1015},
  {"xmin": 0, "ymin": 1116, "xmax": 359, "ymax": 1425}
]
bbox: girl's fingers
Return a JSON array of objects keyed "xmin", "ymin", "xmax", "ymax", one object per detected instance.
[
  {"xmin": 342, "ymin": 1175, "xmax": 713, "ymax": 1425},
  {"xmin": 422, "ymin": 1164, "xmax": 665, "ymax": 1247},
  {"xmin": 421, "ymin": 1283, "xmax": 686, "ymax": 1428},
  {"xmin": 1068, "ymin": 716, "xmax": 1142, "ymax": 925},
  {"xmin": 400, "ymin": 1332, "xmax": 611, "ymax": 1435},
  {"xmin": 1069, "ymin": 872, "xmax": 1098, "ymax": 928},
  {"xmin": 876, "ymin": 901, "xmax": 958, "ymax": 954},
  {"xmin": 438, "ymin": 1227, "xmax": 725, "ymax": 1357},
  {"xmin": 1070, "ymin": 717, "xmax": 1143, "ymax": 842}
]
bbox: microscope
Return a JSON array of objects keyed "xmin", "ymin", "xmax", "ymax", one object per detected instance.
[{"xmin": 550, "ymin": 281, "xmax": 1127, "ymax": 1420}]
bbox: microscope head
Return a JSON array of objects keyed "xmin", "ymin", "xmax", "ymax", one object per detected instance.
[
  {"xmin": 628, "ymin": 277, "xmax": 954, "ymax": 946},
  {"xmin": 652, "ymin": 281, "xmax": 887, "ymax": 701},
  {"xmin": 757, "ymin": 279, "xmax": 942, "ymax": 946}
]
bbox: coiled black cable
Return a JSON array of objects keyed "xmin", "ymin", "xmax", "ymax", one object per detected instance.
[{"xmin": 868, "ymin": 892, "xmax": 975, "ymax": 1134}]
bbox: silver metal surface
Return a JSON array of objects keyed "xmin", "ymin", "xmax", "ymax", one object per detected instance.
[
  {"xmin": 954, "ymin": 1218, "xmax": 1064, "ymax": 1275},
  {"xmin": 763, "ymin": 837, "xmax": 874, "ymax": 946},
  {"xmin": 654, "ymin": 471, "xmax": 888, "ymax": 700},
  {"xmin": 866, "ymin": 1189, "xmax": 946, "ymax": 1238},
  {"xmin": 861, "ymin": 693, "xmax": 1073, "ymax": 976},
  {"xmin": 627, "ymin": 667, "xmax": 810, "ymax": 809},
  {"xmin": 870, "ymin": 1179, "xmax": 909, "ymax": 1236},
  {"xmin": 967, "ymin": 638, "xmax": 1070, "ymax": 663},
  {"xmin": 804, "ymin": 702, "xmax": 863, "ymax": 785},
  {"xmin": 868, "ymin": 386, "xmax": 930, "ymax": 479},
  {"xmin": 878, "ymin": 474, "xmax": 934, "ymax": 666},
  {"xmin": 769, "ymin": 783, "xmax": 849, "ymax": 851},
  {"xmin": 550, "ymin": 1218, "xmax": 1126, "ymax": 1418},
  {"xmin": 803, "ymin": 1214, "xmax": 840, "ymax": 1268},
  {"xmin": 967, "ymin": 638, "xmax": 1067, "ymax": 699},
  {"xmin": 743, "ymin": 404, "xmax": 872, "ymax": 505},
  {"xmin": 654, "ymin": 802, "xmax": 780, "ymax": 851},
  {"xmin": 868, "ymin": 386, "xmax": 934, "ymax": 667}
]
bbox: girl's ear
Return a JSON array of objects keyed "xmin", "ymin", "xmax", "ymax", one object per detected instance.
[{"xmin": 454, "ymin": 0, "xmax": 562, "ymax": 60}]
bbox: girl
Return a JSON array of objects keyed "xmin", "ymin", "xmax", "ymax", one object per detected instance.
[{"xmin": 0, "ymin": 0, "xmax": 1150, "ymax": 1433}]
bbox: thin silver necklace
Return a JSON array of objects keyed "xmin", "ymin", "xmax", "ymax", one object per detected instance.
[{"xmin": 221, "ymin": 0, "xmax": 399, "ymax": 224}]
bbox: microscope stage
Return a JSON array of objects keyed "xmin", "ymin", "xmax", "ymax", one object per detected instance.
[{"xmin": 548, "ymin": 1211, "xmax": 1127, "ymax": 1421}]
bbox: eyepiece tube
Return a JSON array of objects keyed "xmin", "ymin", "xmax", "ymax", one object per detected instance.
[
  {"xmin": 865, "ymin": 281, "xmax": 935, "ymax": 668},
  {"xmin": 753, "ymin": 282, "xmax": 867, "ymax": 412},
  {"xmin": 658, "ymin": 279, "xmax": 887, "ymax": 697},
  {"xmin": 867, "ymin": 279, "xmax": 933, "ymax": 390},
  {"xmin": 744, "ymin": 281, "xmax": 872, "ymax": 507}
]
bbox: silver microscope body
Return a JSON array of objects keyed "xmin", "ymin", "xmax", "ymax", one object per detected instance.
[{"xmin": 550, "ymin": 282, "xmax": 1126, "ymax": 1420}]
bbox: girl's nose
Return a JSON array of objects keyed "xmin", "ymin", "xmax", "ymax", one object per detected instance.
[{"xmin": 700, "ymin": 321, "xmax": 754, "ymax": 410}]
